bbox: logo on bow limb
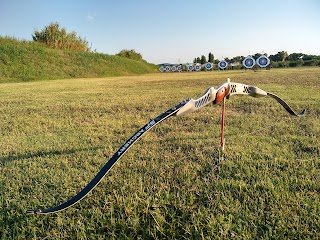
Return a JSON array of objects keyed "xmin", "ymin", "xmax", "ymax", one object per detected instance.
[{"xmin": 27, "ymin": 78, "xmax": 305, "ymax": 214}]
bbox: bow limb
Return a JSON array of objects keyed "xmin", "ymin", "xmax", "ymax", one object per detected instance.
[
  {"xmin": 175, "ymin": 87, "xmax": 215, "ymax": 116},
  {"xmin": 228, "ymin": 82, "xmax": 305, "ymax": 117},
  {"xmin": 266, "ymin": 92, "xmax": 306, "ymax": 117},
  {"xmin": 27, "ymin": 99, "xmax": 190, "ymax": 214}
]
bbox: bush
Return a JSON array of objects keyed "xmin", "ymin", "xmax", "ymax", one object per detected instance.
[
  {"xmin": 270, "ymin": 62, "xmax": 279, "ymax": 68},
  {"xmin": 303, "ymin": 59, "xmax": 319, "ymax": 66},
  {"xmin": 288, "ymin": 61, "xmax": 303, "ymax": 67},
  {"xmin": 116, "ymin": 49, "xmax": 143, "ymax": 61},
  {"xmin": 32, "ymin": 22, "xmax": 89, "ymax": 52}
]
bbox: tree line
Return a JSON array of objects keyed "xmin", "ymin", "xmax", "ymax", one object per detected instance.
[{"xmin": 193, "ymin": 51, "xmax": 320, "ymax": 68}]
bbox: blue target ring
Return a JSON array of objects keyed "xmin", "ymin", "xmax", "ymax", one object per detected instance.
[
  {"xmin": 165, "ymin": 66, "xmax": 171, "ymax": 72},
  {"xmin": 256, "ymin": 56, "xmax": 270, "ymax": 68},
  {"xmin": 243, "ymin": 56, "xmax": 255, "ymax": 69},
  {"xmin": 195, "ymin": 65, "xmax": 201, "ymax": 71},
  {"xmin": 188, "ymin": 65, "xmax": 194, "ymax": 71},
  {"xmin": 177, "ymin": 66, "xmax": 182, "ymax": 71},
  {"xmin": 171, "ymin": 66, "xmax": 177, "ymax": 72},
  {"xmin": 218, "ymin": 60, "xmax": 228, "ymax": 69},
  {"xmin": 159, "ymin": 66, "xmax": 164, "ymax": 72},
  {"xmin": 205, "ymin": 62, "xmax": 213, "ymax": 70}
]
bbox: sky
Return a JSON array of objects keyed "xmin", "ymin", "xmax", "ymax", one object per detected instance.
[{"xmin": 0, "ymin": 0, "xmax": 319, "ymax": 64}]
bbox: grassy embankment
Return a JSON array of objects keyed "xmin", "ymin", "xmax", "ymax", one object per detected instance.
[
  {"xmin": 0, "ymin": 68, "xmax": 319, "ymax": 239},
  {"xmin": 0, "ymin": 37, "xmax": 158, "ymax": 82}
]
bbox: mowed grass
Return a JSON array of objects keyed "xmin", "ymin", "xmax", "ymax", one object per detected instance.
[{"xmin": 0, "ymin": 68, "xmax": 319, "ymax": 239}]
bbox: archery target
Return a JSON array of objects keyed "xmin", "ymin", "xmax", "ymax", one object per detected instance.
[
  {"xmin": 177, "ymin": 65, "xmax": 182, "ymax": 72},
  {"xmin": 171, "ymin": 66, "xmax": 177, "ymax": 72},
  {"xmin": 243, "ymin": 56, "xmax": 256, "ymax": 68},
  {"xmin": 165, "ymin": 66, "xmax": 171, "ymax": 72},
  {"xmin": 256, "ymin": 55, "xmax": 270, "ymax": 68},
  {"xmin": 188, "ymin": 65, "xmax": 194, "ymax": 71},
  {"xmin": 159, "ymin": 66, "xmax": 165, "ymax": 72},
  {"xmin": 205, "ymin": 62, "xmax": 213, "ymax": 70},
  {"xmin": 218, "ymin": 60, "xmax": 228, "ymax": 69},
  {"xmin": 195, "ymin": 64, "xmax": 201, "ymax": 71}
]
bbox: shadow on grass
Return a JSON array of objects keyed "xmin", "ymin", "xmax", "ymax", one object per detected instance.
[{"xmin": 0, "ymin": 146, "xmax": 105, "ymax": 165}]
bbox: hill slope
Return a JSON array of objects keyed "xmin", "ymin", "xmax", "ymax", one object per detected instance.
[{"xmin": 0, "ymin": 37, "xmax": 158, "ymax": 82}]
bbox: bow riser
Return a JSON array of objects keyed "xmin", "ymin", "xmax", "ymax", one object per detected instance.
[
  {"xmin": 175, "ymin": 82, "xmax": 232, "ymax": 117},
  {"xmin": 176, "ymin": 82, "xmax": 268, "ymax": 117}
]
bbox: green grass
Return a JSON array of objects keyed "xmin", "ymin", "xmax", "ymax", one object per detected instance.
[
  {"xmin": 0, "ymin": 37, "xmax": 158, "ymax": 82},
  {"xmin": 0, "ymin": 68, "xmax": 319, "ymax": 239}
]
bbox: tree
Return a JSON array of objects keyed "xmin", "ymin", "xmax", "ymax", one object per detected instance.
[
  {"xmin": 269, "ymin": 52, "xmax": 283, "ymax": 62},
  {"xmin": 224, "ymin": 57, "xmax": 230, "ymax": 63},
  {"xmin": 287, "ymin": 53, "xmax": 304, "ymax": 61},
  {"xmin": 201, "ymin": 55, "xmax": 207, "ymax": 64},
  {"xmin": 32, "ymin": 22, "xmax": 89, "ymax": 51},
  {"xmin": 253, "ymin": 53, "xmax": 262, "ymax": 60},
  {"xmin": 208, "ymin": 52, "xmax": 214, "ymax": 63},
  {"xmin": 196, "ymin": 57, "xmax": 201, "ymax": 64},
  {"xmin": 231, "ymin": 56, "xmax": 244, "ymax": 64}
]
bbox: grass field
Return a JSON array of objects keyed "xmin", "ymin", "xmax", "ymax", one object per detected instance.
[{"xmin": 0, "ymin": 68, "xmax": 319, "ymax": 239}]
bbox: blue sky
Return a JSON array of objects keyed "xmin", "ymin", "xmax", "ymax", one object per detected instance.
[{"xmin": 1, "ymin": 0, "xmax": 319, "ymax": 64}]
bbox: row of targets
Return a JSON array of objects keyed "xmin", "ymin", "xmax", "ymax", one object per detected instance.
[
  {"xmin": 159, "ymin": 62, "xmax": 215, "ymax": 72},
  {"xmin": 158, "ymin": 55, "xmax": 270, "ymax": 72},
  {"xmin": 218, "ymin": 55, "xmax": 271, "ymax": 69},
  {"xmin": 242, "ymin": 55, "xmax": 270, "ymax": 69}
]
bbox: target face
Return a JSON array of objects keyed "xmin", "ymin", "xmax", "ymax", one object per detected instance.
[
  {"xmin": 256, "ymin": 56, "xmax": 270, "ymax": 68},
  {"xmin": 218, "ymin": 60, "xmax": 228, "ymax": 69},
  {"xmin": 177, "ymin": 66, "xmax": 182, "ymax": 72},
  {"xmin": 205, "ymin": 62, "xmax": 213, "ymax": 70},
  {"xmin": 159, "ymin": 66, "xmax": 165, "ymax": 72},
  {"xmin": 243, "ymin": 56, "xmax": 255, "ymax": 69},
  {"xmin": 195, "ymin": 65, "xmax": 201, "ymax": 71},
  {"xmin": 171, "ymin": 66, "xmax": 177, "ymax": 72},
  {"xmin": 188, "ymin": 65, "xmax": 194, "ymax": 71},
  {"xmin": 165, "ymin": 66, "xmax": 171, "ymax": 72}
]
